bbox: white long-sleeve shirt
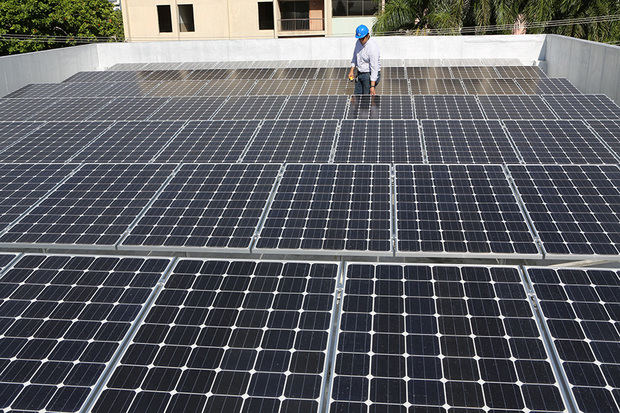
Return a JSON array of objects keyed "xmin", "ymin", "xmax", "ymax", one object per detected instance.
[{"xmin": 351, "ymin": 38, "xmax": 381, "ymax": 82}]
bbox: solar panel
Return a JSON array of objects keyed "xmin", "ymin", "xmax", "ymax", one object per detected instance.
[
  {"xmin": 508, "ymin": 164, "xmax": 620, "ymax": 258},
  {"xmin": 0, "ymin": 121, "xmax": 44, "ymax": 150},
  {"xmin": 347, "ymin": 96, "xmax": 414, "ymax": 119},
  {"xmin": 0, "ymin": 163, "xmax": 176, "ymax": 248},
  {"xmin": 587, "ymin": 119, "xmax": 620, "ymax": 156},
  {"xmin": 413, "ymin": 95, "xmax": 484, "ymax": 119},
  {"xmin": 334, "ymin": 120, "xmax": 423, "ymax": 163},
  {"xmin": 273, "ymin": 67, "xmax": 317, "ymax": 79},
  {"xmin": 211, "ymin": 96, "xmax": 285, "ymax": 120},
  {"xmin": 186, "ymin": 69, "xmax": 235, "ymax": 80},
  {"xmin": 450, "ymin": 66, "xmax": 501, "ymax": 78},
  {"xmin": 3, "ymin": 83, "xmax": 67, "ymax": 98},
  {"xmin": 228, "ymin": 68, "xmax": 275, "ymax": 79},
  {"xmin": 249, "ymin": 79, "xmax": 306, "ymax": 95},
  {"xmin": 543, "ymin": 94, "xmax": 620, "ymax": 119},
  {"xmin": 120, "ymin": 163, "xmax": 279, "ymax": 252},
  {"xmin": 0, "ymin": 98, "xmax": 55, "ymax": 121},
  {"xmin": 88, "ymin": 97, "xmax": 168, "ymax": 121},
  {"xmin": 380, "ymin": 67, "xmax": 406, "ymax": 79},
  {"xmin": 301, "ymin": 80, "xmax": 354, "ymax": 95},
  {"xmin": 395, "ymin": 164, "xmax": 539, "ymax": 257},
  {"xmin": 279, "ymin": 96, "xmax": 347, "ymax": 119},
  {"xmin": 409, "ymin": 79, "xmax": 465, "ymax": 94},
  {"xmin": 0, "ymin": 121, "xmax": 112, "ymax": 163},
  {"xmin": 0, "ymin": 163, "xmax": 78, "ymax": 232},
  {"xmin": 46, "ymin": 82, "xmax": 124, "ymax": 98},
  {"xmin": 516, "ymin": 78, "xmax": 581, "ymax": 95},
  {"xmin": 0, "ymin": 252, "xmax": 16, "ymax": 271},
  {"xmin": 34, "ymin": 98, "xmax": 113, "ymax": 121},
  {"xmin": 64, "ymin": 71, "xmax": 138, "ymax": 83},
  {"xmin": 375, "ymin": 79, "xmax": 409, "ymax": 95},
  {"xmin": 503, "ymin": 120, "xmax": 618, "ymax": 164},
  {"xmin": 526, "ymin": 267, "xmax": 620, "ymax": 412},
  {"xmin": 478, "ymin": 95, "xmax": 557, "ymax": 120},
  {"xmin": 462, "ymin": 79, "xmax": 524, "ymax": 95},
  {"xmin": 71, "ymin": 121, "xmax": 186, "ymax": 163},
  {"xmin": 91, "ymin": 258, "xmax": 338, "ymax": 413},
  {"xmin": 254, "ymin": 164, "xmax": 392, "ymax": 254},
  {"xmin": 0, "ymin": 253, "xmax": 171, "ymax": 412},
  {"xmin": 495, "ymin": 66, "xmax": 547, "ymax": 78},
  {"xmin": 144, "ymin": 69, "xmax": 193, "ymax": 81},
  {"xmin": 242, "ymin": 120, "xmax": 337, "ymax": 163},
  {"xmin": 98, "ymin": 81, "xmax": 159, "ymax": 98},
  {"xmin": 195, "ymin": 79, "xmax": 257, "ymax": 96},
  {"xmin": 316, "ymin": 67, "xmax": 348, "ymax": 79},
  {"xmin": 406, "ymin": 66, "xmax": 452, "ymax": 78},
  {"xmin": 147, "ymin": 80, "xmax": 208, "ymax": 97},
  {"xmin": 148, "ymin": 96, "xmax": 227, "ymax": 120},
  {"xmin": 331, "ymin": 263, "xmax": 566, "ymax": 412},
  {"xmin": 154, "ymin": 120, "xmax": 259, "ymax": 163},
  {"xmin": 422, "ymin": 120, "xmax": 520, "ymax": 163}
]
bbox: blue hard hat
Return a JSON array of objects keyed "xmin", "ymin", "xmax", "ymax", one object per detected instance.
[{"xmin": 355, "ymin": 25, "xmax": 369, "ymax": 39}]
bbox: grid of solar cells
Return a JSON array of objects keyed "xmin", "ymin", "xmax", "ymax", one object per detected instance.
[
  {"xmin": 64, "ymin": 71, "xmax": 149, "ymax": 82},
  {"xmin": 0, "ymin": 252, "xmax": 15, "ymax": 271},
  {"xmin": 395, "ymin": 164, "xmax": 539, "ymax": 256},
  {"xmin": 406, "ymin": 67, "xmax": 452, "ymax": 79},
  {"xmin": 375, "ymin": 79, "xmax": 409, "ymax": 95},
  {"xmin": 242, "ymin": 120, "xmax": 337, "ymax": 163},
  {"xmin": 211, "ymin": 96, "xmax": 285, "ymax": 120},
  {"xmin": 72, "ymin": 121, "xmax": 186, "ymax": 163},
  {"xmin": 422, "ymin": 120, "xmax": 520, "ymax": 163},
  {"xmin": 0, "ymin": 121, "xmax": 112, "ymax": 163},
  {"xmin": 495, "ymin": 66, "xmax": 547, "ymax": 78},
  {"xmin": 121, "ymin": 164, "xmax": 279, "ymax": 251},
  {"xmin": 4, "ymin": 83, "xmax": 67, "ymax": 98},
  {"xmin": 334, "ymin": 120, "xmax": 422, "ymax": 163},
  {"xmin": 0, "ymin": 163, "xmax": 78, "ymax": 232},
  {"xmin": 450, "ymin": 66, "xmax": 501, "ymax": 78},
  {"xmin": 509, "ymin": 164, "xmax": 620, "ymax": 257},
  {"xmin": 146, "ymin": 81, "xmax": 207, "ymax": 97},
  {"xmin": 301, "ymin": 80, "xmax": 354, "ymax": 95},
  {"xmin": 462, "ymin": 79, "xmax": 524, "ymax": 94},
  {"xmin": 250, "ymin": 79, "xmax": 306, "ymax": 95},
  {"xmin": 228, "ymin": 68, "xmax": 275, "ymax": 79},
  {"xmin": 478, "ymin": 95, "xmax": 557, "ymax": 120},
  {"xmin": 46, "ymin": 82, "xmax": 121, "ymax": 98},
  {"xmin": 35, "ymin": 98, "xmax": 112, "ymax": 121},
  {"xmin": 144, "ymin": 70, "xmax": 193, "ymax": 81},
  {"xmin": 503, "ymin": 120, "xmax": 617, "ymax": 164},
  {"xmin": 0, "ymin": 98, "xmax": 54, "ymax": 121},
  {"xmin": 316, "ymin": 67, "xmax": 348, "ymax": 79},
  {"xmin": 413, "ymin": 95, "xmax": 484, "ymax": 119},
  {"xmin": 331, "ymin": 263, "xmax": 566, "ymax": 412},
  {"xmin": 155, "ymin": 120, "xmax": 259, "ymax": 163},
  {"xmin": 88, "ymin": 97, "xmax": 168, "ymax": 121},
  {"xmin": 278, "ymin": 96, "xmax": 347, "ymax": 119},
  {"xmin": 543, "ymin": 94, "xmax": 620, "ymax": 119},
  {"xmin": 148, "ymin": 96, "xmax": 226, "ymax": 120},
  {"xmin": 0, "ymin": 253, "xmax": 170, "ymax": 412},
  {"xmin": 98, "ymin": 81, "xmax": 158, "ymax": 98},
  {"xmin": 0, "ymin": 121, "xmax": 44, "ymax": 149},
  {"xmin": 0, "ymin": 163, "xmax": 176, "ymax": 247},
  {"xmin": 92, "ymin": 259, "xmax": 337, "ymax": 413},
  {"xmin": 186, "ymin": 69, "xmax": 234, "ymax": 80},
  {"xmin": 409, "ymin": 79, "xmax": 465, "ymax": 94},
  {"xmin": 347, "ymin": 96, "xmax": 414, "ymax": 119},
  {"xmin": 527, "ymin": 267, "xmax": 620, "ymax": 412},
  {"xmin": 273, "ymin": 68, "xmax": 317, "ymax": 79},
  {"xmin": 255, "ymin": 164, "xmax": 392, "ymax": 253},
  {"xmin": 517, "ymin": 78, "xmax": 581, "ymax": 94},
  {"xmin": 587, "ymin": 119, "xmax": 620, "ymax": 156},
  {"xmin": 380, "ymin": 67, "xmax": 406, "ymax": 79},
  {"xmin": 195, "ymin": 79, "xmax": 257, "ymax": 96}
]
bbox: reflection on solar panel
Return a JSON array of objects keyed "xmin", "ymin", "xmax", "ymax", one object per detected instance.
[
  {"xmin": 0, "ymin": 98, "xmax": 55, "ymax": 121},
  {"xmin": 89, "ymin": 97, "xmax": 168, "ymax": 121},
  {"xmin": 0, "ymin": 163, "xmax": 78, "ymax": 232},
  {"xmin": 478, "ymin": 95, "xmax": 557, "ymax": 119},
  {"xmin": 422, "ymin": 120, "xmax": 520, "ymax": 163},
  {"xmin": 187, "ymin": 69, "xmax": 234, "ymax": 80},
  {"xmin": 462, "ymin": 79, "xmax": 523, "ymax": 94},
  {"xmin": 380, "ymin": 67, "xmax": 406, "ymax": 79},
  {"xmin": 144, "ymin": 69, "xmax": 193, "ymax": 81},
  {"xmin": 211, "ymin": 96, "xmax": 285, "ymax": 120},
  {"xmin": 121, "ymin": 164, "xmax": 279, "ymax": 252},
  {"xmin": 302, "ymin": 80, "xmax": 354, "ymax": 95},
  {"xmin": 409, "ymin": 79, "xmax": 465, "ymax": 95},
  {"xmin": 450, "ymin": 66, "xmax": 500, "ymax": 78},
  {"xmin": 4, "ymin": 83, "xmax": 66, "ymax": 98},
  {"xmin": 273, "ymin": 67, "xmax": 317, "ymax": 79},
  {"xmin": 154, "ymin": 120, "xmax": 259, "ymax": 162},
  {"xmin": 587, "ymin": 119, "xmax": 620, "ymax": 156},
  {"xmin": 0, "ymin": 253, "xmax": 170, "ymax": 412},
  {"xmin": 543, "ymin": 94, "xmax": 620, "ymax": 119},
  {"xmin": 0, "ymin": 121, "xmax": 112, "ymax": 163},
  {"xmin": 413, "ymin": 95, "xmax": 484, "ymax": 119},
  {"xmin": 406, "ymin": 66, "xmax": 452, "ymax": 79},
  {"xmin": 334, "ymin": 120, "xmax": 422, "ymax": 163},
  {"xmin": 250, "ymin": 79, "xmax": 306, "ymax": 95},
  {"xmin": 527, "ymin": 267, "xmax": 620, "ymax": 412},
  {"xmin": 509, "ymin": 164, "xmax": 620, "ymax": 258},
  {"xmin": 279, "ymin": 95, "xmax": 347, "ymax": 119},
  {"xmin": 255, "ymin": 164, "xmax": 392, "ymax": 254},
  {"xmin": 147, "ymin": 80, "xmax": 207, "ymax": 97},
  {"xmin": 72, "ymin": 121, "xmax": 186, "ymax": 163},
  {"xmin": 0, "ymin": 121, "xmax": 44, "ymax": 149},
  {"xmin": 495, "ymin": 66, "xmax": 547, "ymax": 78},
  {"xmin": 376, "ymin": 79, "xmax": 409, "ymax": 95},
  {"xmin": 0, "ymin": 163, "xmax": 176, "ymax": 247},
  {"xmin": 149, "ymin": 96, "xmax": 226, "ymax": 120},
  {"xmin": 503, "ymin": 120, "xmax": 617, "ymax": 164},
  {"xmin": 242, "ymin": 120, "xmax": 337, "ymax": 163},
  {"xmin": 517, "ymin": 78, "xmax": 580, "ymax": 95},
  {"xmin": 331, "ymin": 263, "xmax": 565, "ymax": 412},
  {"xmin": 98, "ymin": 81, "xmax": 158, "ymax": 98},
  {"xmin": 92, "ymin": 259, "xmax": 337, "ymax": 413},
  {"xmin": 347, "ymin": 96, "xmax": 414, "ymax": 119},
  {"xmin": 195, "ymin": 79, "xmax": 257, "ymax": 96},
  {"xmin": 395, "ymin": 164, "xmax": 539, "ymax": 257},
  {"xmin": 228, "ymin": 68, "xmax": 275, "ymax": 79}
]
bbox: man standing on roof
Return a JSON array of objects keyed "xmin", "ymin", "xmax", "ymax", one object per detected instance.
[{"xmin": 348, "ymin": 25, "xmax": 381, "ymax": 96}]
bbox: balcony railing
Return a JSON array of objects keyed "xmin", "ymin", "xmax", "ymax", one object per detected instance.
[{"xmin": 278, "ymin": 18, "xmax": 325, "ymax": 32}]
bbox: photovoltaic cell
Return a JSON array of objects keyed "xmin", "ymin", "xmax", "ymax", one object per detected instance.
[
  {"xmin": 347, "ymin": 96, "xmax": 414, "ymax": 119},
  {"xmin": 543, "ymin": 94, "xmax": 620, "ymax": 119},
  {"xmin": 527, "ymin": 267, "xmax": 620, "ymax": 412},
  {"xmin": 302, "ymin": 80, "xmax": 354, "ymax": 95},
  {"xmin": 242, "ymin": 120, "xmax": 337, "ymax": 163},
  {"xmin": 186, "ymin": 69, "xmax": 235, "ymax": 81},
  {"xmin": 422, "ymin": 120, "xmax": 520, "ymax": 163},
  {"xmin": 144, "ymin": 70, "xmax": 193, "ymax": 81},
  {"xmin": 406, "ymin": 67, "xmax": 452, "ymax": 79},
  {"xmin": 98, "ymin": 81, "xmax": 158, "ymax": 98},
  {"xmin": 149, "ymin": 96, "xmax": 227, "ymax": 120},
  {"xmin": 0, "ymin": 98, "xmax": 55, "ymax": 122},
  {"xmin": 255, "ymin": 164, "xmax": 392, "ymax": 254},
  {"xmin": 0, "ymin": 121, "xmax": 44, "ymax": 150},
  {"xmin": 334, "ymin": 120, "xmax": 423, "ymax": 163},
  {"xmin": 48, "ymin": 82, "xmax": 129, "ymax": 98},
  {"xmin": 63, "ymin": 71, "xmax": 145, "ymax": 83},
  {"xmin": 154, "ymin": 120, "xmax": 260, "ymax": 163},
  {"xmin": 4, "ymin": 83, "xmax": 67, "ymax": 98},
  {"xmin": 147, "ymin": 81, "xmax": 207, "ymax": 97},
  {"xmin": 409, "ymin": 79, "xmax": 465, "ymax": 95},
  {"xmin": 92, "ymin": 259, "xmax": 337, "ymax": 413},
  {"xmin": 587, "ymin": 119, "xmax": 620, "ymax": 156},
  {"xmin": 195, "ymin": 79, "xmax": 257, "ymax": 96},
  {"xmin": 278, "ymin": 95, "xmax": 347, "ymax": 119},
  {"xmin": 250, "ymin": 79, "xmax": 306, "ymax": 95},
  {"xmin": 316, "ymin": 67, "xmax": 348, "ymax": 79},
  {"xmin": 413, "ymin": 95, "xmax": 484, "ymax": 119},
  {"xmin": 375, "ymin": 79, "xmax": 409, "ymax": 95},
  {"xmin": 211, "ymin": 96, "xmax": 286, "ymax": 120},
  {"xmin": 516, "ymin": 78, "xmax": 580, "ymax": 95},
  {"xmin": 462, "ymin": 79, "xmax": 524, "ymax": 95},
  {"xmin": 88, "ymin": 97, "xmax": 168, "ymax": 121},
  {"xmin": 450, "ymin": 66, "xmax": 501, "ymax": 78},
  {"xmin": 38, "ymin": 98, "xmax": 113, "ymax": 121},
  {"xmin": 0, "ymin": 252, "xmax": 15, "ymax": 271},
  {"xmin": 273, "ymin": 67, "xmax": 317, "ymax": 79},
  {"xmin": 0, "ymin": 163, "xmax": 176, "ymax": 247},
  {"xmin": 478, "ymin": 95, "xmax": 557, "ymax": 120},
  {"xmin": 509, "ymin": 164, "xmax": 620, "ymax": 258},
  {"xmin": 121, "ymin": 164, "xmax": 279, "ymax": 252},
  {"xmin": 228, "ymin": 68, "xmax": 275, "ymax": 79},
  {"xmin": 331, "ymin": 263, "xmax": 565, "ymax": 413},
  {"xmin": 503, "ymin": 120, "xmax": 617, "ymax": 164},
  {"xmin": 379, "ymin": 67, "xmax": 406, "ymax": 79},
  {"xmin": 395, "ymin": 164, "xmax": 539, "ymax": 257},
  {"xmin": 0, "ymin": 253, "xmax": 170, "ymax": 412},
  {"xmin": 495, "ymin": 66, "xmax": 547, "ymax": 78}
]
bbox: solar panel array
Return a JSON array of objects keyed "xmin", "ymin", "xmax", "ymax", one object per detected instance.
[{"xmin": 0, "ymin": 58, "xmax": 618, "ymax": 413}]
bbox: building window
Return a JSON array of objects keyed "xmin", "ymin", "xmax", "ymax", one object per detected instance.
[
  {"xmin": 178, "ymin": 4, "xmax": 195, "ymax": 32},
  {"xmin": 333, "ymin": 0, "xmax": 377, "ymax": 16},
  {"xmin": 258, "ymin": 2, "xmax": 274, "ymax": 30},
  {"xmin": 280, "ymin": 1, "xmax": 310, "ymax": 30},
  {"xmin": 157, "ymin": 5, "xmax": 173, "ymax": 32}
]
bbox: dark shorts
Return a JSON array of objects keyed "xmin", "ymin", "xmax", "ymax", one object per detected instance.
[{"xmin": 355, "ymin": 71, "xmax": 381, "ymax": 95}]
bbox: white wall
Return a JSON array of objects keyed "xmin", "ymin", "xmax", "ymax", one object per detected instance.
[{"xmin": 331, "ymin": 16, "xmax": 376, "ymax": 37}]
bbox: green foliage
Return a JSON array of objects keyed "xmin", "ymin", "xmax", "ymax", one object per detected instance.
[{"xmin": 0, "ymin": 0, "xmax": 123, "ymax": 55}]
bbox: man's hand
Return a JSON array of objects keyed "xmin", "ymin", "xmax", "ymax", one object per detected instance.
[
  {"xmin": 348, "ymin": 68, "xmax": 355, "ymax": 81},
  {"xmin": 370, "ymin": 86, "xmax": 376, "ymax": 96}
]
